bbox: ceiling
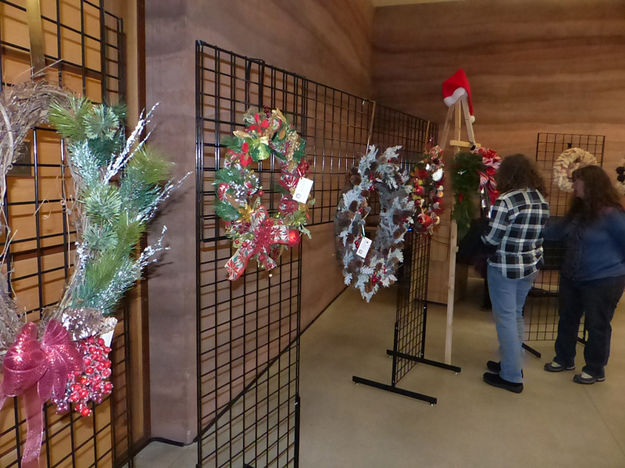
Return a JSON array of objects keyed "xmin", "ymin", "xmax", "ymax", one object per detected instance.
[{"xmin": 370, "ymin": 0, "xmax": 463, "ymax": 6}]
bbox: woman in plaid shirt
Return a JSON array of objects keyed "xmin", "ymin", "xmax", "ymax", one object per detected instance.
[{"xmin": 481, "ymin": 154, "xmax": 550, "ymax": 393}]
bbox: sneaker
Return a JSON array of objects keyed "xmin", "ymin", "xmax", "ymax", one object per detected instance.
[
  {"xmin": 544, "ymin": 361, "xmax": 575, "ymax": 372},
  {"xmin": 483, "ymin": 372, "xmax": 523, "ymax": 393},
  {"xmin": 573, "ymin": 372, "xmax": 605, "ymax": 384}
]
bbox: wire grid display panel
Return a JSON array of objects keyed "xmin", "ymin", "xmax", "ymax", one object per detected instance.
[
  {"xmin": 0, "ymin": 1, "xmax": 130, "ymax": 466},
  {"xmin": 196, "ymin": 41, "xmax": 436, "ymax": 467},
  {"xmin": 370, "ymin": 109, "xmax": 434, "ymax": 384},
  {"xmin": 196, "ymin": 42, "xmax": 302, "ymax": 468},
  {"xmin": 394, "ymin": 230, "xmax": 431, "ymax": 383},
  {"xmin": 524, "ymin": 132, "xmax": 605, "ymax": 342}
]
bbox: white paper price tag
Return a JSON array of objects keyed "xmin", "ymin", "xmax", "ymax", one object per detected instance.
[
  {"xmin": 292, "ymin": 177, "xmax": 313, "ymax": 203},
  {"xmin": 101, "ymin": 329, "xmax": 115, "ymax": 347},
  {"xmin": 356, "ymin": 237, "xmax": 372, "ymax": 258}
]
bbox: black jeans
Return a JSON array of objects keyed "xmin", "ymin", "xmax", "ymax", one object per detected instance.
[{"xmin": 554, "ymin": 274, "xmax": 625, "ymax": 378}]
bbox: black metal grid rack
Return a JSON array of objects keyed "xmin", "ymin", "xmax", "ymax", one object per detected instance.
[
  {"xmin": 524, "ymin": 132, "xmax": 605, "ymax": 346},
  {"xmin": 196, "ymin": 42, "xmax": 303, "ymax": 468},
  {"xmin": 0, "ymin": 1, "xmax": 132, "ymax": 466},
  {"xmin": 195, "ymin": 40, "xmax": 444, "ymax": 466},
  {"xmin": 393, "ymin": 232, "xmax": 436, "ymax": 383},
  {"xmin": 352, "ymin": 227, "xmax": 461, "ymax": 404}
]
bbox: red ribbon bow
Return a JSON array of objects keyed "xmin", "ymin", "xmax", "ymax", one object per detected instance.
[
  {"xmin": 0, "ymin": 320, "xmax": 83, "ymax": 468},
  {"xmin": 476, "ymin": 148, "xmax": 501, "ymax": 205},
  {"xmin": 224, "ymin": 207, "xmax": 297, "ymax": 280}
]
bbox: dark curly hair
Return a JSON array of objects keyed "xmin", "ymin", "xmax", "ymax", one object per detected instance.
[
  {"xmin": 568, "ymin": 164, "xmax": 623, "ymax": 222},
  {"xmin": 495, "ymin": 153, "xmax": 545, "ymax": 194}
]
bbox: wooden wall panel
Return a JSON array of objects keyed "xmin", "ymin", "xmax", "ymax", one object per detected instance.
[
  {"xmin": 146, "ymin": 0, "xmax": 374, "ymax": 443},
  {"xmin": 373, "ymin": 0, "xmax": 625, "ymax": 168},
  {"xmin": 372, "ymin": 0, "xmax": 625, "ymax": 302}
]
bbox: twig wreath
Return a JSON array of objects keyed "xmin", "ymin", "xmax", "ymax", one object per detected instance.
[
  {"xmin": 334, "ymin": 146, "xmax": 414, "ymax": 302},
  {"xmin": 553, "ymin": 147, "xmax": 597, "ymax": 192},
  {"xmin": 215, "ymin": 108, "xmax": 314, "ymax": 281},
  {"xmin": 0, "ymin": 82, "xmax": 176, "ymax": 467},
  {"xmin": 0, "ymin": 81, "xmax": 71, "ymax": 358},
  {"xmin": 411, "ymin": 145, "xmax": 444, "ymax": 233}
]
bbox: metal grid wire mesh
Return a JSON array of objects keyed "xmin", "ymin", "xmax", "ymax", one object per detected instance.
[
  {"xmin": 0, "ymin": 1, "xmax": 130, "ymax": 466},
  {"xmin": 196, "ymin": 42, "xmax": 302, "ymax": 468},
  {"xmin": 524, "ymin": 132, "xmax": 605, "ymax": 342},
  {"xmin": 393, "ymin": 231, "xmax": 431, "ymax": 384},
  {"xmin": 196, "ymin": 41, "xmax": 435, "ymax": 467}
]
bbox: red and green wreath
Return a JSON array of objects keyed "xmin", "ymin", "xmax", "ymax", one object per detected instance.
[
  {"xmin": 451, "ymin": 146, "xmax": 501, "ymax": 239},
  {"xmin": 411, "ymin": 145, "xmax": 444, "ymax": 233},
  {"xmin": 215, "ymin": 108, "xmax": 314, "ymax": 280}
]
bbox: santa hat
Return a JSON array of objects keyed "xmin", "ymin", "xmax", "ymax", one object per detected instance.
[{"xmin": 442, "ymin": 69, "xmax": 475, "ymax": 123}]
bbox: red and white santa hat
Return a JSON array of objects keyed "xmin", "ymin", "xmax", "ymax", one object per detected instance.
[{"xmin": 442, "ymin": 69, "xmax": 475, "ymax": 123}]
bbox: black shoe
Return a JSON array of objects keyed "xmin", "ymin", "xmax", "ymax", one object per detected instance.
[
  {"xmin": 573, "ymin": 373, "xmax": 605, "ymax": 384},
  {"xmin": 486, "ymin": 360, "xmax": 500, "ymax": 373},
  {"xmin": 486, "ymin": 360, "xmax": 523, "ymax": 377},
  {"xmin": 483, "ymin": 372, "xmax": 523, "ymax": 393},
  {"xmin": 544, "ymin": 361, "xmax": 575, "ymax": 372}
]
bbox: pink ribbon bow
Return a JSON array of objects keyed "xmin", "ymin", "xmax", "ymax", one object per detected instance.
[{"xmin": 0, "ymin": 320, "xmax": 83, "ymax": 468}]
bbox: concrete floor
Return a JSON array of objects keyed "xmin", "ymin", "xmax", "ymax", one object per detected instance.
[{"xmin": 136, "ymin": 279, "xmax": 625, "ymax": 467}]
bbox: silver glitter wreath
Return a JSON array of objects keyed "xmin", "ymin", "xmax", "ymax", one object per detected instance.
[{"xmin": 334, "ymin": 146, "xmax": 415, "ymax": 302}]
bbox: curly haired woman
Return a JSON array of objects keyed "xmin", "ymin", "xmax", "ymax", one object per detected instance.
[{"xmin": 481, "ymin": 154, "xmax": 550, "ymax": 393}]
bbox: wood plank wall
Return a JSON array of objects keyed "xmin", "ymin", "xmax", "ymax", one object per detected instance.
[
  {"xmin": 145, "ymin": 0, "xmax": 374, "ymax": 443},
  {"xmin": 372, "ymin": 0, "xmax": 625, "ymax": 301}
]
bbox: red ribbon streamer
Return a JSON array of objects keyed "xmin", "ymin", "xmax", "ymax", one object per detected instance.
[
  {"xmin": 477, "ymin": 150, "xmax": 501, "ymax": 205},
  {"xmin": 0, "ymin": 320, "xmax": 83, "ymax": 467}
]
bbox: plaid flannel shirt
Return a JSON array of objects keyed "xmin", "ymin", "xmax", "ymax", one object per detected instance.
[{"xmin": 482, "ymin": 188, "xmax": 550, "ymax": 279}]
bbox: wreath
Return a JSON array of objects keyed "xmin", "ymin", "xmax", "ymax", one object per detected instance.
[
  {"xmin": 450, "ymin": 150, "xmax": 485, "ymax": 240},
  {"xmin": 0, "ymin": 85, "xmax": 176, "ymax": 467},
  {"xmin": 553, "ymin": 147, "xmax": 597, "ymax": 192},
  {"xmin": 411, "ymin": 145, "xmax": 444, "ymax": 233},
  {"xmin": 334, "ymin": 146, "xmax": 414, "ymax": 302},
  {"xmin": 215, "ymin": 108, "xmax": 314, "ymax": 280}
]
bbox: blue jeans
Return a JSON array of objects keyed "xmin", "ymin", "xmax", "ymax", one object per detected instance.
[
  {"xmin": 487, "ymin": 265, "xmax": 538, "ymax": 383},
  {"xmin": 554, "ymin": 274, "xmax": 625, "ymax": 378}
]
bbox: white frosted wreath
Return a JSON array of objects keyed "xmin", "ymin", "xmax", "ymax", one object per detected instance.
[
  {"xmin": 553, "ymin": 147, "xmax": 597, "ymax": 192},
  {"xmin": 334, "ymin": 146, "xmax": 414, "ymax": 302}
]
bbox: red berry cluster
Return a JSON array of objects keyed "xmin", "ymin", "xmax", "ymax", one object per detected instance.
[{"xmin": 54, "ymin": 336, "xmax": 113, "ymax": 417}]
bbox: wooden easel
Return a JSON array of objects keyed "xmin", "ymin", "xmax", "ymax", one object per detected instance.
[{"xmin": 439, "ymin": 95, "xmax": 479, "ymax": 364}]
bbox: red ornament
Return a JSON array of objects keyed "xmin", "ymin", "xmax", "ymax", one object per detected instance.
[{"xmin": 287, "ymin": 230, "xmax": 300, "ymax": 246}]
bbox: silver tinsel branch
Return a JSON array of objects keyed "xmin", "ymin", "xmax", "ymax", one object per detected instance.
[{"xmin": 103, "ymin": 105, "xmax": 156, "ymax": 184}]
